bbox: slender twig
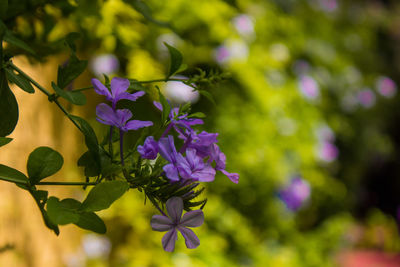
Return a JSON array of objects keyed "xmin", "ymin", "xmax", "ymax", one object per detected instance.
[
  {"xmin": 9, "ymin": 61, "xmax": 82, "ymax": 131},
  {"xmin": 37, "ymin": 181, "xmax": 99, "ymax": 186},
  {"xmin": 119, "ymin": 130, "xmax": 125, "ymax": 166}
]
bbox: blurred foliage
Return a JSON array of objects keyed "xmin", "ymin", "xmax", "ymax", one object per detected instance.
[{"xmin": 3, "ymin": 0, "xmax": 400, "ymax": 266}]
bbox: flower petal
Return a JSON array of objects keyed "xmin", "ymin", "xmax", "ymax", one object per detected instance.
[
  {"xmin": 177, "ymin": 226, "xmax": 200, "ymax": 249},
  {"xmin": 180, "ymin": 210, "xmax": 204, "ymax": 227},
  {"xmin": 92, "ymin": 78, "xmax": 112, "ymax": 99},
  {"xmin": 163, "ymin": 163, "xmax": 180, "ymax": 181},
  {"xmin": 158, "ymin": 136, "xmax": 177, "ymax": 163},
  {"xmin": 125, "ymin": 120, "xmax": 153, "ymax": 131},
  {"xmin": 151, "ymin": 215, "xmax": 173, "ymax": 231},
  {"xmin": 96, "ymin": 103, "xmax": 116, "ymax": 126},
  {"xmin": 111, "ymin": 77, "xmax": 130, "ymax": 97},
  {"xmin": 162, "ymin": 228, "xmax": 177, "ymax": 252},
  {"xmin": 192, "ymin": 165, "xmax": 216, "ymax": 182},
  {"xmin": 220, "ymin": 169, "xmax": 239, "ymax": 184},
  {"xmin": 166, "ymin": 197, "xmax": 183, "ymax": 223},
  {"xmin": 115, "ymin": 109, "xmax": 133, "ymax": 126},
  {"xmin": 153, "ymin": 101, "xmax": 163, "ymax": 111}
]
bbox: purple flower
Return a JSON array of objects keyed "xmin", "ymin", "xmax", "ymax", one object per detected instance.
[
  {"xmin": 137, "ymin": 136, "xmax": 159, "ymax": 159},
  {"xmin": 92, "ymin": 77, "xmax": 145, "ymax": 109},
  {"xmin": 299, "ymin": 75, "xmax": 319, "ymax": 100},
  {"xmin": 151, "ymin": 197, "xmax": 204, "ymax": 252},
  {"xmin": 96, "ymin": 103, "xmax": 153, "ymax": 132},
  {"xmin": 376, "ymin": 76, "xmax": 397, "ymax": 98},
  {"xmin": 209, "ymin": 144, "xmax": 239, "ymax": 184},
  {"xmin": 178, "ymin": 148, "xmax": 216, "ymax": 182},
  {"xmin": 158, "ymin": 135, "xmax": 181, "ymax": 181},
  {"xmin": 279, "ymin": 177, "xmax": 311, "ymax": 211},
  {"xmin": 317, "ymin": 141, "xmax": 339, "ymax": 162},
  {"xmin": 357, "ymin": 89, "xmax": 376, "ymax": 108},
  {"xmin": 154, "ymin": 101, "xmax": 203, "ymax": 131}
]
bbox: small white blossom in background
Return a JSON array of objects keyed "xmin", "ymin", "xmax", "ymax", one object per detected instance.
[
  {"xmin": 357, "ymin": 88, "xmax": 376, "ymax": 108},
  {"xmin": 376, "ymin": 76, "xmax": 397, "ymax": 98},
  {"xmin": 214, "ymin": 40, "xmax": 249, "ymax": 65},
  {"xmin": 298, "ymin": 75, "xmax": 320, "ymax": 100},
  {"xmin": 81, "ymin": 234, "xmax": 111, "ymax": 259},
  {"xmin": 89, "ymin": 54, "xmax": 119, "ymax": 77},
  {"xmin": 232, "ymin": 14, "xmax": 255, "ymax": 39},
  {"xmin": 164, "ymin": 77, "xmax": 199, "ymax": 104}
]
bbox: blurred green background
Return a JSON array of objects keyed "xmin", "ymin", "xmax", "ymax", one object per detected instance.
[{"xmin": 2, "ymin": 0, "xmax": 400, "ymax": 266}]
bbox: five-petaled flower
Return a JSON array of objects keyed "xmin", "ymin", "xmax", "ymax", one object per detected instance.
[
  {"xmin": 92, "ymin": 77, "xmax": 145, "ymax": 109},
  {"xmin": 137, "ymin": 136, "xmax": 159, "ymax": 159},
  {"xmin": 151, "ymin": 197, "xmax": 204, "ymax": 252},
  {"xmin": 96, "ymin": 103, "xmax": 153, "ymax": 132}
]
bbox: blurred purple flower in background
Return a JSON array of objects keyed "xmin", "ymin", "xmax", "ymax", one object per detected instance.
[
  {"xmin": 317, "ymin": 141, "xmax": 339, "ymax": 162},
  {"xmin": 357, "ymin": 88, "xmax": 376, "ymax": 108},
  {"xmin": 279, "ymin": 177, "xmax": 311, "ymax": 211},
  {"xmin": 164, "ymin": 79, "xmax": 200, "ymax": 104},
  {"xmin": 298, "ymin": 75, "xmax": 320, "ymax": 100},
  {"xmin": 214, "ymin": 40, "xmax": 249, "ymax": 65},
  {"xmin": 376, "ymin": 76, "xmax": 397, "ymax": 98},
  {"xmin": 151, "ymin": 197, "xmax": 204, "ymax": 252},
  {"xmin": 232, "ymin": 14, "xmax": 255, "ymax": 38},
  {"xmin": 89, "ymin": 54, "xmax": 119, "ymax": 77}
]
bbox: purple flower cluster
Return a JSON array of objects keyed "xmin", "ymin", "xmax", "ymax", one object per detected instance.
[
  {"xmin": 92, "ymin": 77, "xmax": 153, "ymax": 132},
  {"xmin": 137, "ymin": 102, "xmax": 239, "ymax": 184},
  {"xmin": 279, "ymin": 177, "xmax": 311, "ymax": 211}
]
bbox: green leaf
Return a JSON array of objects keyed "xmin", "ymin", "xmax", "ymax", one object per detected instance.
[
  {"xmin": 164, "ymin": 43, "xmax": 183, "ymax": 78},
  {"xmin": 27, "ymin": 147, "xmax": 64, "ymax": 184},
  {"xmin": 0, "ymin": 164, "xmax": 29, "ymax": 185},
  {"xmin": 57, "ymin": 53, "xmax": 88, "ymax": 89},
  {"xmin": 29, "ymin": 190, "xmax": 59, "ymax": 235},
  {"xmin": 4, "ymin": 30, "xmax": 36, "ymax": 55},
  {"xmin": 0, "ymin": 137, "xmax": 12, "ymax": 147},
  {"xmin": 198, "ymin": 90, "xmax": 216, "ymax": 105},
  {"xmin": 157, "ymin": 87, "xmax": 171, "ymax": 123},
  {"xmin": 5, "ymin": 68, "xmax": 35, "ymax": 93},
  {"xmin": 47, "ymin": 197, "xmax": 80, "ymax": 225},
  {"xmin": 130, "ymin": 0, "xmax": 171, "ymax": 28},
  {"xmin": 70, "ymin": 115, "xmax": 101, "ymax": 174},
  {"xmin": 80, "ymin": 181, "xmax": 129, "ymax": 212},
  {"xmin": 64, "ymin": 32, "xmax": 81, "ymax": 52},
  {"xmin": 78, "ymin": 151, "xmax": 101, "ymax": 177},
  {"xmin": 0, "ymin": 70, "xmax": 19, "ymax": 137},
  {"xmin": 51, "ymin": 82, "xmax": 86, "ymax": 105},
  {"xmin": 0, "ymin": 0, "xmax": 8, "ymax": 19},
  {"xmin": 75, "ymin": 212, "xmax": 106, "ymax": 234},
  {"xmin": 188, "ymin": 112, "xmax": 206, "ymax": 118}
]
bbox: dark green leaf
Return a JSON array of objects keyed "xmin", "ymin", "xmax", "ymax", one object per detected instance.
[
  {"xmin": 78, "ymin": 151, "xmax": 101, "ymax": 177},
  {"xmin": 27, "ymin": 147, "xmax": 63, "ymax": 183},
  {"xmin": 0, "ymin": 0, "xmax": 8, "ymax": 19},
  {"xmin": 70, "ymin": 115, "xmax": 101, "ymax": 174},
  {"xmin": 64, "ymin": 32, "xmax": 81, "ymax": 52},
  {"xmin": 164, "ymin": 43, "xmax": 183, "ymax": 78},
  {"xmin": 29, "ymin": 190, "xmax": 59, "ymax": 235},
  {"xmin": 57, "ymin": 53, "xmax": 88, "ymax": 89},
  {"xmin": 0, "ymin": 164, "xmax": 28, "ymax": 185},
  {"xmin": 157, "ymin": 87, "xmax": 171, "ymax": 123},
  {"xmin": 75, "ymin": 212, "xmax": 106, "ymax": 234},
  {"xmin": 5, "ymin": 68, "xmax": 35, "ymax": 93},
  {"xmin": 47, "ymin": 197, "xmax": 81, "ymax": 225},
  {"xmin": 198, "ymin": 90, "xmax": 216, "ymax": 105},
  {"xmin": 0, "ymin": 70, "xmax": 19, "ymax": 137},
  {"xmin": 4, "ymin": 30, "xmax": 36, "ymax": 55},
  {"xmin": 129, "ymin": 0, "xmax": 171, "ymax": 28},
  {"xmin": 80, "ymin": 181, "xmax": 129, "ymax": 212},
  {"xmin": 51, "ymin": 82, "xmax": 86, "ymax": 105},
  {"xmin": 0, "ymin": 137, "xmax": 12, "ymax": 147}
]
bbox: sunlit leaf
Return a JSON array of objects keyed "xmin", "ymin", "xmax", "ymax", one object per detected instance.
[
  {"xmin": 47, "ymin": 197, "xmax": 80, "ymax": 225},
  {"xmin": 0, "ymin": 164, "xmax": 28, "ymax": 185},
  {"xmin": 164, "ymin": 43, "xmax": 183, "ymax": 78},
  {"xmin": 52, "ymin": 82, "xmax": 86, "ymax": 105}
]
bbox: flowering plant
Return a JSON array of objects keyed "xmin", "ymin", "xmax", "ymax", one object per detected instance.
[{"xmin": 0, "ymin": 25, "xmax": 238, "ymax": 251}]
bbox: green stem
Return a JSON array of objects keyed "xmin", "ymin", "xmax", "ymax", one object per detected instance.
[
  {"xmin": 9, "ymin": 61, "xmax": 82, "ymax": 131},
  {"xmin": 8, "ymin": 61, "xmax": 52, "ymax": 96},
  {"xmin": 37, "ymin": 181, "xmax": 99, "ymax": 186}
]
